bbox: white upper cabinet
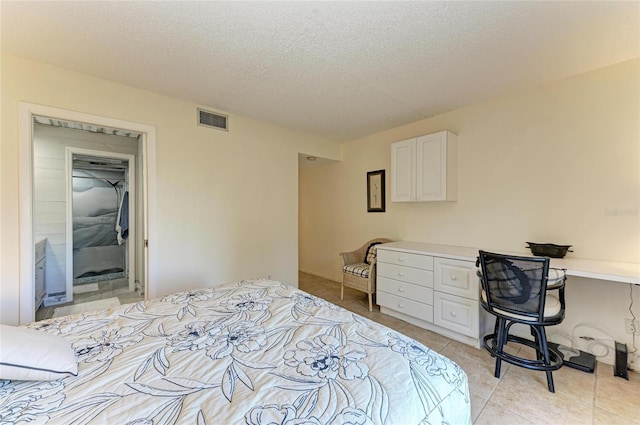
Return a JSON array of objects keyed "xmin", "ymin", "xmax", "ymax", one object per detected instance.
[
  {"xmin": 390, "ymin": 139, "xmax": 415, "ymax": 202},
  {"xmin": 391, "ymin": 130, "xmax": 457, "ymax": 202}
]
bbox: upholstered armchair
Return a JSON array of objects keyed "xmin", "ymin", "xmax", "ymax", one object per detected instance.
[{"xmin": 339, "ymin": 238, "xmax": 393, "ymax": 311}]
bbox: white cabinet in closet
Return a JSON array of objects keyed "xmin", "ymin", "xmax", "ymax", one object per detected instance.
[
  {"xmin": 390, "ymin": 130, "xmax": 457, "ymax": 202},
  {"xmin": 35, "ymin": 239, "xmax": 46, "ymax": 310},
  {"xmin": 377, "ymin": 241, "xmax": 490, "ymax": 348}
]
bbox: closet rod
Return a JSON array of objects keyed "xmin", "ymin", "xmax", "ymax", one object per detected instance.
[{"xmin": 72, "ymin": 175, "xmax": 125, "ymax": 183}]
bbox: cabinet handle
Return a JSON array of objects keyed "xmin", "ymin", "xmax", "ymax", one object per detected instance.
[
  {"xmin": 450, "ymin": 311, "xmax": 457, "ymax": 317},
  {"xmin": 398, "ymin": 287, "xmax": 404, "ymax": 293},
  {"xmin": 398, "ymin": 303, "xmax": 404, "ymax": 309},
  {"xmin": 450, "ymin": 275, "xmax": 457, "ymax": 281}
]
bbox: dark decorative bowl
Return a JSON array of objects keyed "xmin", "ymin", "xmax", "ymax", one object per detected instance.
[{"xmin": 526, "ymin": 242, "xmax": 573, "ymax": 258}]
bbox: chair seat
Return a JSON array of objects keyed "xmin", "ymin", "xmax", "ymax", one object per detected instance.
[
  {"xmin": 481, "ymin": 290, "xmax": 561, "ymax": 321},
  {"xmin": 546, "ymin": 268, "xmax": 565, "ymax": 289},
  {"xmin": 342, "ymin": 263, "xmax": 370, "ymax": 278}
]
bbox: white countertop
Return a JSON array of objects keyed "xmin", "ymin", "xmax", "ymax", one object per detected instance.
[{"xmin": 379, "ymin": 241, "xmax": 640, "ymax": 285}]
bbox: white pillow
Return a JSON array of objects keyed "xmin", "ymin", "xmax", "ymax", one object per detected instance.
[{"xmin": 0, "ymin": 324, "xmax": 78, "ymax": 381}]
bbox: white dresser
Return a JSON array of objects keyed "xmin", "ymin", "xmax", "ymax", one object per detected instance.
[{"xmin": 377, "ymin": 241, "xmax": 492, "ymax": 348}]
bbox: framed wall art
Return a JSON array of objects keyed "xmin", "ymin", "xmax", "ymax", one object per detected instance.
[{"xmin": 367, "ymin": 169, "xmax": 385, "ymax": 212}]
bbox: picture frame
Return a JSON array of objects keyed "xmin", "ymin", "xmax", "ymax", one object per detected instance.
[{"xmin": 367, "ymin": 169, "xmax": 385, "ymax": 212}]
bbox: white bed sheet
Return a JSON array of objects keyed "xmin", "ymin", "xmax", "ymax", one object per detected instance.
[{"xmin": 1, "ymin": 280, "xmax": 471, "ymax": 424}]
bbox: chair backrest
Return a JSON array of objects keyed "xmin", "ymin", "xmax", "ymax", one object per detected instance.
[
  {"xmin": 360, "ymin": 238, "xmax": 393, "ymax": 263},
  {"xmin": 478, "ymin": 250, "xmax": 550, "ymax": 321}
]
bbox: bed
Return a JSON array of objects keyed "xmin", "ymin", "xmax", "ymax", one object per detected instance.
[{"xmin": 1, "ymin": 279, "xmax": 471, "ymax": 424}]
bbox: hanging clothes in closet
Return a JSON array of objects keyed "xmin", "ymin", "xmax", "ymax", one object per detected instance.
[{"xmin": 116, "ymin": 191, "xmax": 129, "ymax": 245}]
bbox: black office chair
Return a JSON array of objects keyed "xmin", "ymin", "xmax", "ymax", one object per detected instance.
[{"xmin": 477, "ymin": 250, "xmax": 566, "ymax": 392}]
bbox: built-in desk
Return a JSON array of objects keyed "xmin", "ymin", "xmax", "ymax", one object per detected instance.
[
  {"xmin": 549, "ymin": 257, "xmax": 640, "ymax": 285},
  {"xmin": 376, "ymin": 241, "xmax": 640, "ymax": 348},
  {"xmin": 380, "ymin": 241, "xmax": 640, "ymax": 284}
]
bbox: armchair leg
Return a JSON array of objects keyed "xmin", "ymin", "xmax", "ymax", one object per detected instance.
[
  {"xmin": 341, "ymin": 283, "xmax": 344, "ymax": 301},
  {"xmin": 368, "ymin": 293, "xmax": 373, "ymax": 312}
]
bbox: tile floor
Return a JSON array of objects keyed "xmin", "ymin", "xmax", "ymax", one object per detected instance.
[
  {"xmin": 36, "ymin": 278, "xmax": 143, "ymax": 321},
  {"xmin": 298, "ymin": 272, "xmax": 640, "ymax": 425}
]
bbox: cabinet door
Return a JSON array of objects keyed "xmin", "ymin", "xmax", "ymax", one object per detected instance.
[
  {"xmin": 434, "ymin": 292, "xmax": 479, "ymax": 337},
  {"xmin": 434, "ymin": 257, "xmax": 478, "ymax": 300},
  {"xmin": 391, "ymin": 138, "xmax": 415, "ymax": 202},
  {"xmin": 35, "ymin": 258, "xmax": 46, "ymax": 305},
  {"xmin": 416, "ymin": 132, "xmax": 446, "ymax": 201}
]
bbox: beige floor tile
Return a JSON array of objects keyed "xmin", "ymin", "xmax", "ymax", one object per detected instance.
[
  {"xmin": 474, "ymin": 399, "xmax": 535, "ymax": 425},
  {"xmin": 596, "ymin": 361, "xmax": 640, "ymax": 421},
  {"xmin": 399, "ymin": 323, "xmax": 452, "ymax": 352},
  {"xmin": 441, "ymin": 340, "xmax": 516, "ymax": 374},
  {"xmin": 373, "ymin": 312, "xmax": 410, "ymax": 332},
  {"xmin": 440, "ymin": 345, "xmax": 502, "ymax": 400},
  {"xmin": 488, "ymin": 366, "xmax": 593, "ymax": 424},
  {"xmin": 505, "ymin": 344, "xmax": 596, "ymax": 402},
  {"xmin": 470, "ymin": 393, "xmax": 489, "ymax": 423},
  {"xmin": 594, "ymin": 406, "xmax": 640, "ymax": 425}
]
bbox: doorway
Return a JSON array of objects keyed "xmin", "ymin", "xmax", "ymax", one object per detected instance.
[
  {"xmin": 18, "ymin": 103, "xmax": 157, "ymax": 325},
  {"xmin": 32, "ymin": 123, "xmax": 141, "ymax": 320},
  {"xmin": 69, "ymin": 151, "xmax": 134, "ymax": 293}
]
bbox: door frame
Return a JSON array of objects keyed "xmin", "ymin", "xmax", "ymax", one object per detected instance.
[
  {"xmin": 18, "ymin": 102, "xmax": 157, "ymax": 324},
  {"xmin": 66, "ymin": 148, "xmax": 136, "ymax": 301}
]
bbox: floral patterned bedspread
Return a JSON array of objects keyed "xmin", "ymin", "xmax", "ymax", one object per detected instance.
[{"xmin": 1, "ymin": 280, "xmax": 470, "ymax": 424}]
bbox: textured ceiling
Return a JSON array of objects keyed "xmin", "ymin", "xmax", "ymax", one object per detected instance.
[{"xmin": 2, "ymin": 1, "xmax": 639, "ymax": 142}]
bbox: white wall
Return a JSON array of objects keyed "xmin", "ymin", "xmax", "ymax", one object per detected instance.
[
  {"xmin": 299, "ymin": 58, "xmax": 640, "ymax": 364},
  {"xmin": 0, "ymin": 54, "xmax": 342, "ymax": 325},
  {"xmin": 33, "ymin": 124, "xmax": 139, "ymax": 298}
]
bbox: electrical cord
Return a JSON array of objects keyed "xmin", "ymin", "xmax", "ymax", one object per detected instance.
[
  {"xmin": 629, "ymin": 283, "xmax": 638, "ymax": 355},
  {"xmin": 573, "ymin": 323, "xmax": 615, "ymax": 358},
  {"xmin": 549, "ymin": 285, "xmax": 640, "ymax": 369}
]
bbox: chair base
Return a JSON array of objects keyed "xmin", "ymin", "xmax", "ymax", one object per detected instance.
[
  {"xmin": 484, "ymin": 328, "xmax": 563, "ymax": 392},
  {"xmin": 341, "ymin": 282, "xmax": 374, "ymax": 312},
  {"xmin": 342, "ymin": 272, "xmax": 374, "ymax": 312}
]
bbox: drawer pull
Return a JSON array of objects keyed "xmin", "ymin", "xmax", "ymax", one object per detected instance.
[
  {"xmin": 450, "ymin": 275, "xmax": 457, "ymax": 281},
  {"xmin": 398, "ymin": 287, "xmax": 405, "ymax": 293},
  {"xmin": 398, "ymin": 272, "xmax": 404, "ymax": 277},
  {"xmin": 450, "ymin": 311, "xmax": 457, "ymax": 317},
  {"xmin": 398, "ymin": 303, "xmax": 405, "ymax": 309},
  {"xmin": 398, "ymin": 257, "xmax": 404, "ymax": 262}
]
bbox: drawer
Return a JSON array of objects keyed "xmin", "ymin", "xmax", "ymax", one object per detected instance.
[
  {"xmin": 378, "ymin": 249, "xmax": 433, "ymax": 271},
  {"xmin": 434, "ymin": 292, "xmax": 479, "ymax": 337},
  {"xmin": 378, "ymin": 263, "xmax": 433, "ymax": 287},
  {"xmin": 434, "ymin": 257, "xmax": 478, "ymax": 300},
  {"xmin": 35, "ymin": 239, "xmax": 46, "ymax": 262},
  {"xmin": 378, "ymin": 277, "xmax": 433, "ymax": 305},
  {"xmin": 377, "ymin": 292, "xmax": 433, "ymax": 323}
]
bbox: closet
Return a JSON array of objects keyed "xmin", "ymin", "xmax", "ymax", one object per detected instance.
[
  {"xmin": 32, "ymin": 119, "xmax": 141, "ymax": 313},
  {"xmin": 71, "ymin": 155, "xmax": 130, "ymax": 287}
]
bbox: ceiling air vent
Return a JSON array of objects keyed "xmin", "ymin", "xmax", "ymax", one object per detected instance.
[{"xmin": 197, "ymin": 108, "xmax": 228, "ymax": 131}]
